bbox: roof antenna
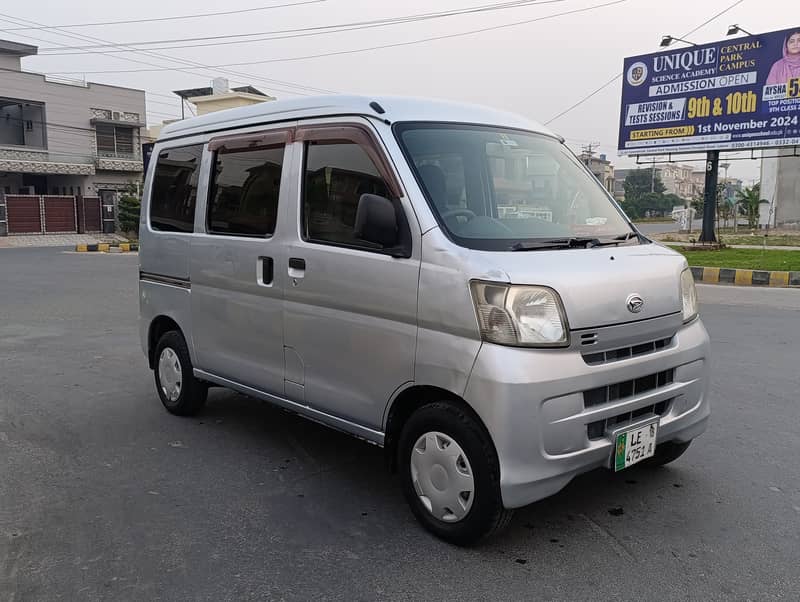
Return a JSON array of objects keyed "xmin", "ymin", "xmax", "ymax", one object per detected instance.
[{"xmin": 369, "ymin": 101, "xmax": 386, "ymax": 115}]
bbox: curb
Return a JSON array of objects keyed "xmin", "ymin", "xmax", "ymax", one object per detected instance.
[
  {"xmin": 75, "ymin": 242, "xmax": 138, "ymax": 253},
  {"xmin": 690, "ymin": 266, "xmax": 800, "ymax": 288}
]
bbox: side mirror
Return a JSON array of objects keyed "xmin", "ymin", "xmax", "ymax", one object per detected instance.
[{"xmin": 354, "ymin": 194, "xmax": 411, "ymax": 257}]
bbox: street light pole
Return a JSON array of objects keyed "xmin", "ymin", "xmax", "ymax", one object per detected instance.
[{"xmin": 699, "ymin": 151, "xmax": 719, "ymax": 243}]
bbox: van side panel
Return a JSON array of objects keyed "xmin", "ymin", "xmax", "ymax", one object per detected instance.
[
  {"xmin": 139, "ymin": 283, "xmax": 194, "ymax": 363},
  {"xmin": 412, "ymin": 228, "xmax": 486, "ymax": 400},
  {"xmin": 139, "ymin": 136, "xmax": 210, "ymax": 364},
  {"xmin": 139, "ymin": 136, "xmax": 209, "ymax": 282}
]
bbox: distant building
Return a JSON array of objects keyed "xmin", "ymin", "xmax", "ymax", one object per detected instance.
[
  {"xmin": 0, "ymin": 40, "xmax": 145, "ymax": 197},
  {"xmin": 0, "ymin": 39, "xmax": 146, "ymax": 236},
  {"xmin": 613, "ymin": 163, "xmax": 696, "ymax": 203},
  {"xmin": 578, "ymin": 152, "xmax": 615, "ymax": 194},
  {"xmin": 761, "ymin": 152, "xmax": 800, "ymax": 226},
  {"xmin": 690, "ymin": 170, "xmax": 706, "ymax": 199},
  {"xmin": 173, "ymin": 78, "xmax": 275, "ymax": 117},
  {"xmin": 658, "ymin": 164, "xmax": 695, "ymax": 200}
]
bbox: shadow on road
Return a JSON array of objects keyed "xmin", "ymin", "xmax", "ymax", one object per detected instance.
[{"xmin": 193, "ymin": 387, "xmax": 687, "ymax": 545}]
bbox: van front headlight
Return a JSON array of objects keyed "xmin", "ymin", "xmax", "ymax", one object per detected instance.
[
  {"xmin": 470, "ymin": 282, "xmax": 569, "ymax": 347},
  {"xmin": 681, "ymin": 268, "xmax": 699, "ymax": 323}
]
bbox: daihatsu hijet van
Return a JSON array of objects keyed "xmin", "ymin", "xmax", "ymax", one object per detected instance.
[{"xmin": 139, "ymin": 96, "xmax": 710, "ymax": 545}]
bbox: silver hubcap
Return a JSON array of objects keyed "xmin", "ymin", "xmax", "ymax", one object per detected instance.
[
  {"xmin": 158, "ymin": 347, "xmax": 182, "ymax": 402},
  {"xmin": 410, "ymin": 431, "xmax": 475, "ymax": 523}
]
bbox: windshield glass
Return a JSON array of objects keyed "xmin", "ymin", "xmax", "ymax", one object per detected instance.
[{"xmin": 395, "ymin": 123, "xmax": 636, "ymax": 251}]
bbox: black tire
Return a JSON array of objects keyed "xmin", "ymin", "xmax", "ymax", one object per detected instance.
[
  {"xmin": 643, "ymin": 440, "xmax": 692, "ymax": 467},
  {"xmin": 153, "ymin": 330, "xmax": 208, "ymax": 416},
  {"xmin": 398, "ymin": 401, "xmax": 513, "ymax": 546}
]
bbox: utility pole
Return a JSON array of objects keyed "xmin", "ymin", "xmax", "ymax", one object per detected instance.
[
  {"xmin": 699, "ymin": 150, "xmax": 719, "ymax": 243},
  {"xmin": 651, "ymin": 157, "xmax": 656, "ymax": 192},
  {"xmin": 581, "ymin": 143, "xmax": 599, "ymax": 166}
]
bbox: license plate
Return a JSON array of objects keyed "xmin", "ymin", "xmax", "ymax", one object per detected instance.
[{"xmin": 614, "ymin": 421, "xmax": 658, "ymax": 471}]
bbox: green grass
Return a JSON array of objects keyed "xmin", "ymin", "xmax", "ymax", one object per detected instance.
[
  {"xmin": 633, "ymin": 217, "xmax": 675, "ymax": 223},
  {"xmin": 720, "ymin": 234, "xmax": 800, "ymax": 247},
  {"xmin": 670, "ymin": 246, "xmax": 800, "ymax": 271}
]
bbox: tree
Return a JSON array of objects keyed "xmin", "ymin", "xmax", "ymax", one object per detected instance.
[
  {"xmin": 118, "ymin": 182, "xmax": 141, "ymax": 235},
  {"xmin": 736, "ymin": 183, "xmax": 762, "ymax": 228},
  {"xmin": 622, "ymin": 169, "xmax": 667, "ymax": 218},
  {"xmin": 623, "ymin": 168, "xmax": 666, "ymax": 201}
]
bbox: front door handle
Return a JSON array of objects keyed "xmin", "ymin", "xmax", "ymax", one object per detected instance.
[{"xmin": 288, "ymin": 257, "xmax": 306, "ymax": 282}]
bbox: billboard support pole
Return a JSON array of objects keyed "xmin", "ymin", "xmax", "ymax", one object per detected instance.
[{"xmin": 699, "ymin": 150, "xmax": 719, "ymax": 243}]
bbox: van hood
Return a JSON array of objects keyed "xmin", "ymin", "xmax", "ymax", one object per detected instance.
[{"xmin": 470, "ymin": 243, "xmax": 687, "ymax": 330}]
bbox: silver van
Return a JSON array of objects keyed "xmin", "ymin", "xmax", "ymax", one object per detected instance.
[{"xmin": 139, "ymin": 96, "xmax": 710, "ymax": 545}]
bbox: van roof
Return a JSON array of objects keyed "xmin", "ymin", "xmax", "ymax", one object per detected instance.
[{"xmin": 158, "ymin": 94, "xmax": 559, "ymax": 141}]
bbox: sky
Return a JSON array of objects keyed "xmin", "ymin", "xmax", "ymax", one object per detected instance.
[{"xmin": 2, "ymin": 0, "xmax": 790, "ymax": 183}]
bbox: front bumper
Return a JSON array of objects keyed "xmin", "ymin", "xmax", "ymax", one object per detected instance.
[{"xmin": 463, "ymin": 315, "xmax": 711, "ymax": 509}]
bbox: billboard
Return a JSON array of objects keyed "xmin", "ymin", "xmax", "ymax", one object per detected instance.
[{"xmin": 618, "ymin": 27, "xmax": 800, "ymax": 155}]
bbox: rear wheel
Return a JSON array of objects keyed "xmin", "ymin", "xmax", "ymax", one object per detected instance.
[
  {"xmin": 398, "ymin": 401, "xmax": 513, "ymax": 546},
  {"xmin": 644, "ymin": 440, "xmax": 692, "ymax": 467},
  {"xmin": 154, "ymin": 330, "xmax": 207, "ymax": 416}
]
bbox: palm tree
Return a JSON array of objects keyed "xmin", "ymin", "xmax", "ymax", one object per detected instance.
[{"xmin": 737, "ymin": 184, "xmax": 761, "ymax": 229}]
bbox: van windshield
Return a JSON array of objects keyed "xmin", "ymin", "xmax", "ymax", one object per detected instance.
[{"xmin": 395, "ymin": 123, "xmax": 637, "ymax": 251}]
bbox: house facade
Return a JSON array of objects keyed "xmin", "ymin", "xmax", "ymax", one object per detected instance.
[{"xmin": 0, "ymin": 39, "xmax": 145, "ymax": 235}]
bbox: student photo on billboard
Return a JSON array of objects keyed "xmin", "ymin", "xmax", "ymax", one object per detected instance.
[{"xmin": 766, "ymin": 30, "xmax": 800, "ymax": 85}]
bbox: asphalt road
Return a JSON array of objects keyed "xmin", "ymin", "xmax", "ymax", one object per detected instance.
[
  {"xmin": 1, "ymin": 247, "xmax": 799, "ymax": 601},
  {"xmin": 634, "ymin": 220, "xmax": 701, "ymax": 235}
]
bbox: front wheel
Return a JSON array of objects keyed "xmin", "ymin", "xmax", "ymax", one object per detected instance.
[
  {"xmin": 398, "ymin": 402, "xmax": 513, "ymax": 546},
  {"xmin": 154, "ymin": 330, "xmax": 208, "ymax": 416}
]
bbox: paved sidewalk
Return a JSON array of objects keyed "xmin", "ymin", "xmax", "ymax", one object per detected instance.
[{"xmin": 0, "ymin": 233, "xmax": 128, "ymax": 249}]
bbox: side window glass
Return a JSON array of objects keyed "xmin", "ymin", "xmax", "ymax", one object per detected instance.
[
  {"xmin": 207, "ymin": 145, "xmax": 284, "ymax": 237},
  {"xmin": 150, "ymin": 144, "xmax": 203, "ymax": 232},
  {"xmin": 303, "ymin": 142, "xmax": 390, "ymax": 248}
]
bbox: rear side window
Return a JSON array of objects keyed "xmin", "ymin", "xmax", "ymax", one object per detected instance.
[
  {"xmin": 150, "ymin": 144, "xmax": 203, "ymax": 232},
  {"xmin": 303, "ymin": 142, "xmax": 390, "ymax": 248},
  {"xmin": 207, "ymin": 145, "xmax": 284, "ymax": 237}
]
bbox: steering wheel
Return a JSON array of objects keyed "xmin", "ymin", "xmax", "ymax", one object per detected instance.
[{"xmin": 440, "ymin": 208, "xmax": 476, "ymax": 221}]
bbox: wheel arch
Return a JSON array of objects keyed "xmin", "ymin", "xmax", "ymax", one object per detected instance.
[
  {"xmin": 383, "ymin": 384, "xmax": 496, "ymax": 473},
  {"xmin": 147, "ymin": 315, "xmax": 185, "ymax": 369}
]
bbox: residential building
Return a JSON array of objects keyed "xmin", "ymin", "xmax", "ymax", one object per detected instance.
[
  {"xmin": 690, "ymin": 170, "xmax": 706, "ymax": 199},
  {"xmin": 578, "ymin": 152, "xmax": 615, "ymax": 194},
  {"xmin": 761, "ymin": 152, "xmax": 800, "ymax": 226},
  {"xmin": 658, "ymin": 163, "xmax": 695, "ymax": 200},
  {"xmin": 613, "ymin": 164, "xmax": 697, "ymax": 203},
  {"xmin": 173, "ymin": 78, "xmax": 274, "ymax": 117},
  {"xmin": 0, "ymin": 39, "xmax": 146, "ymax": 235}
]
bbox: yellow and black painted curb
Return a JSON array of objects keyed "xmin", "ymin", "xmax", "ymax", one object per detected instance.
[
  {"xmin": 690, "ymin": 266, "xmax": 800, "ymax": 288},
  {"xmin": 75, "ymin": 242, "xmax": 138, "ymax": 253}
]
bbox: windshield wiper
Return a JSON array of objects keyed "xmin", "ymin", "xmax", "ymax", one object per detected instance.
[
  {"xmin": 510, "ymin": 237, "xmax": 600, "ymax": 251},
  {"xmin": 586, "ymin": 232, "xmax": 641, "ymax": 247},
  {"xmin": 510, "ymin": 232, "xmax": 640, "ymax": 251},
  {"xmin": 588, "ymin": 232, "xmax": 639, "ymax": 247}
]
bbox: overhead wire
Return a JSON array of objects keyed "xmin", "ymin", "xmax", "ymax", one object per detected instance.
[
  {"xmin": 39, "ymin": 0, "xmax": 631, "ymax": 75},
  {"xmin": 36, "ymin": 0, "xmax": 572, "ymax": 54},
  {"xmin": 0, "ymin": 0, "xmax": 328, "ymax": 31},
  {"xmin": 0, "ymin": 12, "xmax": 334, "ymax": 97}
]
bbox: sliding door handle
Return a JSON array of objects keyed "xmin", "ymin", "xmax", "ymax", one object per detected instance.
[
  {"xmin": 288, "ymin": 257, "xmax": 306, "ymax": 270},
  {"xmin": 258, "ymin": 256, "xmax": 273, "ymax": 286}
]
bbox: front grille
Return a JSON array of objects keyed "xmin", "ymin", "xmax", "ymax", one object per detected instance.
[
  {"xmin": 583, "ymin": 368, "xmax": 674, "ymax": 408},
  {"xmin": 583, "ymin": 337, "xmax": 673, "ymax": 365},
  {"xmin": 587, "ymin": 400, "xmax": 672, "ymax": 440}
]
